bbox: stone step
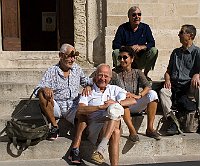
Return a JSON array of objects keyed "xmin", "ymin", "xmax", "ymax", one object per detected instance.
[
  {"xmin": 0, "ymin": 83, "xmax": 35, "ymax": 100},
  {"xmin": 0, "ymin": 51, "xmax": 94, "ymax": 69},
  {"xmin": 0, "ymin": 100, "xmax": 164, "ymax": 135},
  {"xmin": 0, "ymin": 132, "xmax": 200, "ymax": 162},
  {"xmin": 1, "ymin": 155, "xmax": 200, "ymax": 166},
  {"xmin": 0, "ymin": 68, "xmax": 95, "ymax": 84},
  {"xmin": 0, "ymin": 51, "xmax": 58, "ymax": 69}
]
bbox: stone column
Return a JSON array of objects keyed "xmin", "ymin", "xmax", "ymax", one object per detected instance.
[{"xmin": 0, "ymin": 3, "xmax": 3, "ymax": 51}]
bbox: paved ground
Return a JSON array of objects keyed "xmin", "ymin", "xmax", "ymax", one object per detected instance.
[{"xmin": 0, "ymin": 155, "xmax": 200, "ymax": 166}]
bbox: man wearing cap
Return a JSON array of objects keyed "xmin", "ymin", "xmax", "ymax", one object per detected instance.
[
  {"xmin": 68, "ymin": 64, "xmax": 136, "ymax": 165},
  {"xmin": 112, "ymin": 6, "xmax": 158, "ymax": 81},
  {"xmin": 35, "ymin": 43, "xmax": 92, "ymax": 140}
]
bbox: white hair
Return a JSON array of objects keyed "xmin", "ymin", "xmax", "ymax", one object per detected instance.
[{"xmin": 60, "ymin": 44, "xmax": 74, "ymax": 53}]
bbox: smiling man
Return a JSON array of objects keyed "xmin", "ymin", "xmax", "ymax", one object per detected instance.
[
  {"xmin": 112, "ymin": 6, "xmax": 158, "ymax": 81},
  {"xmin": 68, "ymin": 64, "xmax": 137, "ymax": 165},
  {"xmin": 35, "ymin": 43, "xmax": 92, "ymax": 140}
]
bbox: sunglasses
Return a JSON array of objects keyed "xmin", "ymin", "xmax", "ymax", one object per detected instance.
[
  {"xmin": 132, "ymin": 13, "xmax": 141, "ymax": 17},
  {"xmin": 179, "ymin": 30, "xmax": 187, "ymax": 35},
  {"xmin": 62, "ymin": 50, "xmax": 79, "ymax": 59},
  {"xmin": 118, "ymin": 55, "xmax": 129, "ymax": 60}
]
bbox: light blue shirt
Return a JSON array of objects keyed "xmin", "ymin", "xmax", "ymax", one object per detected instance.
[{"xmin": 35, "ymin": 63, "xmax": 92, "ymax": 112}]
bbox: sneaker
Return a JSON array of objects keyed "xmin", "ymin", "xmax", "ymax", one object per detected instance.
[
  {"xmin": 146, "ymin": 130, "xmax": 161, "ymax": 140},
  {"xmin": 91, "ymin": 151, "xmax": 105, "ymax": 164},
  {"xmin": 128, "ymin": 134, "xmax": 139, "ymax": 143},
  {"xmin": 68, "ymin": 148, "xmax": 81, "ymax": 164},
  {"xmin": 47, "ymin": 126, "xmax": 59, "ymax": 140},
  {"xmin": 166, "ymin": 123, "xmax": 179, "ymax": 135}
]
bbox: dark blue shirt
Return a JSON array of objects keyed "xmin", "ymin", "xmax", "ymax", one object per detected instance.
[
  {"xmin": 168, "ymin": 44, "xmax": 200, "ymax": 85},
  {"xmin": 112, "ymin": 22, "xmax": 155, "ymax": 50}
]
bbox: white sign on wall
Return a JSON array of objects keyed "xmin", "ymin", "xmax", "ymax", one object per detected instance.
[{"xmin": 42, "ymin": 12, "xmax": 56, "ymax": 32}]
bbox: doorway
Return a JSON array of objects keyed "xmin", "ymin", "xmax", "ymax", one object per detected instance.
[{"xmin": 20, "ymin": 0, "xmax": 74, "ymax": 51}]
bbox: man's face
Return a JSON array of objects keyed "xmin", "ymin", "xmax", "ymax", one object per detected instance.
[
  {"xmin": 178, "ymin": 27, "xmax": 192, "ymax": 45},
  {"xmin": 128, "ymin": 8, "xmax": 141, "ymax": 26},
  {"xmin": 95, "ymin": 66, "xmax": 112, "ymax": 90},
  {"xmin": 59, "ymin": 48, "xmax": 78, "ymax": 69}
]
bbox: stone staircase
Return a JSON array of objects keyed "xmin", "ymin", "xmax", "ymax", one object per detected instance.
[
  {"xmin": 0, "ymin": 51, "xmax": 200, "ymax": 165},
  {"xmin": 1, "ymin": 0, "xmax": 200, "ymax": 164}
]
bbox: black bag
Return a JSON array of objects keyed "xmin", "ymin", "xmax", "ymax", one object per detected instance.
[
  {"xmin": 176, "ymin": 95, "xmax": 199, "ymax": 133},
  {"xmin": 1, "ymin": 89, "xmax": 49, "ymax": 153}
]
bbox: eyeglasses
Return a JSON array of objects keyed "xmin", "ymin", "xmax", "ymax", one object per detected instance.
[
  {"xmin": 62, "ymin": 50, "xmax": 79, "ymax": 59},
  {"xmin": 132, "ymin": 13, "xmax": 141, "ymax": 17},
  {"xmin": 118, "ymin": 55, "xmax": 129, "ymax": 60}
]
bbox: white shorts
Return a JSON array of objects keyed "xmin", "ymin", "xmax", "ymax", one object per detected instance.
[
  {"xmin": 53, "ymin": 100, "xmax": 76, "ymax": 124},
  {"xmin": 129, "ymin": 90, "xmax": 158, "ymax": 113}
]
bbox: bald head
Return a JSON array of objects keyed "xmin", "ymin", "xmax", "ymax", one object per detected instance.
[{"xmin": 94, "ymin": 64, "xmax": 112, "ymax": 90}]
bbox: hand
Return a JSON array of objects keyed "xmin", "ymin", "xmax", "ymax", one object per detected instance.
[
  {"xmin": 42, "ymin": 87, "xmax": 54, "ymax": 107},
  {"xmin": 99, "ymin": 99, "xmax": 116, "ymax": 110},
  {"xmin": 82, "ymin": 86, "xmax": 92, "ymax": 96},
  {"xmin": 191, "ymin": 74, "xmax": 200, "ymax": 88},
  {"xmin": 164, "ymin": 80, "xmax": 171, "ymax": 89},
  {"xmin": 131, "ymin": 45, "xmax": 146, "ymax": 53},
  {"xmin": 121, "ymin": 97, "xmax": 137, "ymax": 106}
]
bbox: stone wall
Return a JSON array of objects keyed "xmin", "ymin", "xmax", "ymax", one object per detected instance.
[
  {"xmin": 74, "ymin": 0, "xmax": 106, "ymax": 68},
  {"xmin": 105, "ymin": 0, "xmax": 200, "ymax": 80}
]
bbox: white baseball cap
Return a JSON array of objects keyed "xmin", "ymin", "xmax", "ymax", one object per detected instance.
[{"xmin": 107, "ymin": 103, "xmax": 124, "ymax": 120}]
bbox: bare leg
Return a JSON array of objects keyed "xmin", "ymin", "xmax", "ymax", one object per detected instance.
[
  {"xmin": 108, "ymin": 121, "xmax": 120, "ymax": 166},
  {"xmin": 123, "ymin": 107, "xmax": 137, "ymax": 136},
  {"xmin": 146, "ymin": 100, "xmax": 158, "ymax": 132},
  {"xmin": 101, "ymin": 119, "xmax": 117, "ymax": 139},
  {"xmin": 72, "ymin": 114, "xmax": 87, "ymax": 148},
  {"xmin": 38, "ymin": 90, "xmax": 57, "ymax": 127},
  {"xmin": 93, "ymin": 120, "xmax": 120, "ymax": 165}
]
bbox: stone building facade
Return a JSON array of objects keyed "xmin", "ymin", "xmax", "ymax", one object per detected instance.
[{"xmin": 0, "ymin": 0, "xmax": 200, "ymax": 80}]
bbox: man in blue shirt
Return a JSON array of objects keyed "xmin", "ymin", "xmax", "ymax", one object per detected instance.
[
  {"xmin": 35, "ymin": 44, "xmax": 92, "ymax": 140},
  {"xmin": 112, "ymin": 6, "xmax": 158, "ymax": 80}
]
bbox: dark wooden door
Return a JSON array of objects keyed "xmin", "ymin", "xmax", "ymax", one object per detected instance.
[{"xmin": 1, "ymin": 0, "xmax": 21, "ymax": 50}]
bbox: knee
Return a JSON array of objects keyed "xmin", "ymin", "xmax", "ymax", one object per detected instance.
[
  {"xmin": 111, "ymin": 128, "xmax": 120, "ymax": 141},
  {"xmin": 149, "ymin": 47, "xmax": 158, "ymax": 56},
  {"xmin": 147, "ymin": 90, "xmax": 158, "ymax": 101},
  {"xmin": 159, "ymin": 88, "xmax": 171, "ymax": 97},
  {"xmin": 112, "ymin": 49, "xmax": 120, "ymax": 57}
]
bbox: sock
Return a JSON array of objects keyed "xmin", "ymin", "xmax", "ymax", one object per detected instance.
[
  {"xmin": 72, "ymin": 148, "xmax": 79, "ymax": 155},
  {"xmin": 97, "ymin": 137, "xmax": 109, "ymax": 155}
]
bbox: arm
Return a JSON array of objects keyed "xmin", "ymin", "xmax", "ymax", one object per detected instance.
[
  {"xmin": 119, "ymin": 97, "xmax": 137, "ymax": 107},
  {"xmin": 77, "ymin": 102, "xmax": 114, "ymax": 115},
  {"xmin": 34, "ymin": 68, "xmax": 53, "ymax": 96},
  {"xmin": 191, "ymin": 73, "xmax": 200, "ymax": 88},
  {"xmin": 132, "ymin": 25, "xmax": 155, "ymax": 52},
  {"xmin": 112, "ymin": 25, "xmax": 124, "ymax": 50},
  {"xmin": 145, "ymin": 25, "xmax": 155, "ymax": 50},
  {"xmin": 164, "ymin": 69, "xmax": 171, "ymax": 89}
]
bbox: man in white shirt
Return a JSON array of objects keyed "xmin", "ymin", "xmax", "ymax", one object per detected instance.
[{"xmin": 68, "ymin": 64, "xmax": 136, "ymax": 166}]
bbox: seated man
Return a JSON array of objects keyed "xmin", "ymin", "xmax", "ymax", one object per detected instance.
[
  {"xmin": 68, "ymin": 64, "xmax": 136, "ymax": 165},
  {"xmin": 159, "ymin": 24, "xmax": 200, "ymax": 135},
  {"xmin": 35, "ymin": 43, "xmax": 92, "ymax": 140},
  {"xmin": 112, "ymin": 6, "xmax": 158, "ymax": 80}
]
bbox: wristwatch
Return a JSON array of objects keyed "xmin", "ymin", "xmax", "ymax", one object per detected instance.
[{"xmin": 139, "ymin": 92, "xmax": 143, "ymax": 98}]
